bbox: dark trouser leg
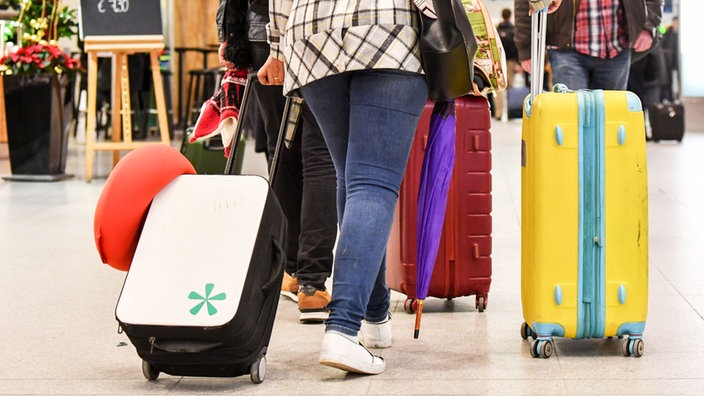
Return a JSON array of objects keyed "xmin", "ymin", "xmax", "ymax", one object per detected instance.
[
  {"xmin": 267, "ymin": 112, "xmax": 303, "ymax": 276},
  {"xmin": 251, "ymin": 42, "xmax": 297, "ymax": 275},
  {"xmin": 295, "ymin": 104, "xmax": 337, "ymax": 290}
]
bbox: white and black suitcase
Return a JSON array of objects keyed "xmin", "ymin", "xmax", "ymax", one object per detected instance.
[{"xmin": 115, "ymin": 174, "xmax": 287, "ymax": 383}]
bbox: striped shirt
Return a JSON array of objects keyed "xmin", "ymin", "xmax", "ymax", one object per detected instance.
[
  {"xmin": 268, "ymin": 0, "xmax": 424, "ymax": 95},
  {"xmin": 573, "ymin": 0, "xmax": 629, "ymax": 59}
]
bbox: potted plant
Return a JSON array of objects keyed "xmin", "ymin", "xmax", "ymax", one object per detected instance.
[{"xmin": 0, "ymin": 0, "xmax": 82, "ymax": 181}]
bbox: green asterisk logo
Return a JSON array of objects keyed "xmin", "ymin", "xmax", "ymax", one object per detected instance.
[{"xmin": 188, "ymin": 283, "xmax": 226, "ymax": 316}]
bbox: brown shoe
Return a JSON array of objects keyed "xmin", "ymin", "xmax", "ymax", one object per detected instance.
[
  {"xmin": 298, "ymin": 286, "xmax": 330, "ymax": 323},
  {"xmin": 281, "ymin": 272, "xmax": 299, "ymax": 302}
]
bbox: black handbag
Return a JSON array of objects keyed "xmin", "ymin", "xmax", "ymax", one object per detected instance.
[{"xmin": 417, "ymin": 0, "xmax": 478, "ymax": 101}]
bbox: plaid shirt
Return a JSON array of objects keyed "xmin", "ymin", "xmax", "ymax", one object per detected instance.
[
  {"xmin": 573, "ymin": 0, "xmax": 629, "ymax": 59},
  {"xmin": 268, "ymin": 0, "xmax": 424, "ymax": 94}
]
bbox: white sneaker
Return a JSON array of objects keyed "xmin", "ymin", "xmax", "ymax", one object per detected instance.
[
  {"xmin": 319, "ymin": 332, "xmax": 385, "ymax": 375},
  {"xmin": 360, "ymin": 313, "xmax": 392, "ymax": 348}
]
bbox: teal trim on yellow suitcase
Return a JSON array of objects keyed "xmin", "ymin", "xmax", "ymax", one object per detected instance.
[
  {"xmin": 576, "ymin": 90, "xmax": 606, "ymax": 339},
  {"xmin": 532, "ymin": 322, "xmax": 565, "ymax": 338},
  {"xmin": 594, "ymin": 91, "xmax": 606, "ymax": 339},
  {"xmin": 617, "ymin": 322, "xmax": 646, "ymax": 337},
  {"xmin": 626, "ymin": 91, "xmax": 643, "ymax": 112}
]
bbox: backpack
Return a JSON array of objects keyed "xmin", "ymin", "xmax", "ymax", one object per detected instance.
[{"xmin": 463, "ymin": 0, "xmax": 508, "ymax": 95}]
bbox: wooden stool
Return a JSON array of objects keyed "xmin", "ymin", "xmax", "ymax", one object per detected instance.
[{"xmin": 184, "ymin": 67, "xmax": 225, "ymax": 127}]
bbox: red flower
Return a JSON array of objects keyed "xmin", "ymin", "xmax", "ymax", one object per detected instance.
[
  {"xmin": 46, "ymin": 45, "xmax": 63, "ymax": 57},
  {"xmin": 1, "ymin": 43, "xmax": 83, "ymax": 78}
]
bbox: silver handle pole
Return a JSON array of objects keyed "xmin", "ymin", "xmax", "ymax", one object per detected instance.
[
  {"xmin": 224, "ymin": 73, "xmax": 257, "ymax": 175},
  {"xmin": 530, "ymin": 9, "xmax": 548, "ymax": 101}
]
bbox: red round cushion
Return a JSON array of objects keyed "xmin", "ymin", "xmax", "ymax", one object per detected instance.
[{"xmin": 93, "ymin": 144, "xmax": 196, "ymax": 271}]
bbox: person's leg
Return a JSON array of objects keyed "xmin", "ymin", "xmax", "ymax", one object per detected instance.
[
  {"xmin": 296, "ymin": 103, "xmax": 338, "ymax": 322},
  {"xmin": 267, "ymin": 115, "xmax": 303, "ymax": 276},
  {"xmin": 251, "ymin": 42, "xmax": 300, "ymax": 277},
  {"xmin": 364, "ymin": 253, "xmax": 390, "ymax": 323},
  {"xmin": 548, "ymin": 49, "xmax": 590, "ymax": 90},
  {"xmin": 494, "ymin": 60, "xmax": 517, "ymax": 121},
  {"xmin": 337, "ymin": 70, "xmax": 426, "ymax": 331},
  {"xmin": 301, "ymin": 70, "xmax": 427, "ymax": 336},
  {"xmin": 302, "ymin": 70, "xmax": 426, "ymax": 374},
  {"xmin": 295, "ymin": 103, "xmax": 337, "ymax": 290},
  {"xmin": 494, "ymin": 90, "xmax": 505, "ymax": 121},
  {"xmin": 358, "ymin": 255, "xmax": 392, "ymax": 348},
  {"xmin": 507, "ymin": 59, "xmax": 517, "ymax": 89},
  {"xmin": 300, "ymin": 76, "xmax": 351, "ymax": 228},
  {"xmin": 589, "ymin": 49, "xmax": 632, "ymax": 90}
]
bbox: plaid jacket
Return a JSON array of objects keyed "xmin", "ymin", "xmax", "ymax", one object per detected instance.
[{"xmin": 268, "ymin": 0, "xmax": 424, "ymax": 94}]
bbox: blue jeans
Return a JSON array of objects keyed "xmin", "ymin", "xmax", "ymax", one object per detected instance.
[
  {"xmin": 548, "ymin": 49, "xmax": 632, "ymax": 90},
  {"xmin": 300, "ymin": 70, "xmax": 428, "ymax": 336}
]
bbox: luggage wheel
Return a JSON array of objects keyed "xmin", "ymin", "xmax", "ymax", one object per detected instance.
[
  {"xmin": 142, "ymin": 360, "xmax": 159, "ymax": 381},
  {"xmin": 475, "ymin": 296, "xmax": 487, "ymax": 312},
  {"xmin": 622, "ymin": 337, "xmax": 644, "ymax": 358},
  {"xmin": 520, "ymin": 322, "xmax": 537, "ymax": 340},
  {"xmin": 403, "ymin": 298, "xmax": 417, "ymax": 314},
  {"xmin": 530, "ymin": 339, "xmax": 553, "ymax": 359},
  {"xmin": 250, "ymin": 355, "xmax": 267, "ymax": 384}
]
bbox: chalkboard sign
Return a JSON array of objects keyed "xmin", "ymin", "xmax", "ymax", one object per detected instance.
[{"xmin": 79, "ymin": 0, "xmax": 163, "ymax": 38}]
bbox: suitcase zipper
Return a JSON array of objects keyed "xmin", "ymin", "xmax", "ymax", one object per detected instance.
[
  {"xmin": 148, "ymin": 336, "xmax": 156, "ymax": 354},
  {"xmin": 593, "ymin": 91, "xmax": 606, "ymax": 339},
  {"xmin": 577, "ymin": 91, "xmax": 606, "ymax": 339}
]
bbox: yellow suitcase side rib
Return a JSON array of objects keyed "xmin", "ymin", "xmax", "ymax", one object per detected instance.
[
  {"xmin": 603, "ymin": 91, "xmax": 649, "ymax": 336},
  {"xmin": 522, "ymin": 92, "xmax": 581, "ymax": 339}
]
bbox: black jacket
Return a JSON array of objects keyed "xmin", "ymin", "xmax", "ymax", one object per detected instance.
[
  {"xmin": 216, "ymin": 0, "xmax": 269, "ymax": 68},
  {"xmin": 216, "ymin": 0, "xmax": 267, "ymax": 43}
]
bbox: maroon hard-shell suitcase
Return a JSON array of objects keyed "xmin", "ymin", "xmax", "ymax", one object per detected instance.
[{"xmin": 386, "ymin": 95, "xmax": 492, "ymax": 312}]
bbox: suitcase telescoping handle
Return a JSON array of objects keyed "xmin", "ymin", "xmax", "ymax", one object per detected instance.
[
  {"xmin": 530, "ymin": 7, "xmax": 548, "ymax": 101},
  {"xmin": 224, "ymin": 72, "xmax": 298, "ymax": 186},
  {"xmin": 224, "ymin": 73, "xmax": 258, "ymax": 175},
  {"xmin": 269, "ymin": 96, "xmax": 304, "ymax": 185}
]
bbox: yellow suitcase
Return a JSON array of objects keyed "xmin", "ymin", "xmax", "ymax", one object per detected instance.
[{"xmin": 520, "ymin": 87, "xmax": 649, "ymax": 358}]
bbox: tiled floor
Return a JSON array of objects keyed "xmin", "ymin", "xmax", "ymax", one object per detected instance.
[{"xmin": 1, "ymin": 117, "xmax": 703, "ymax": 395}]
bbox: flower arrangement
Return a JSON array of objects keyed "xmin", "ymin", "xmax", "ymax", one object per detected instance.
[
  {"xmin": 1, "ymin": 41, "xmax": 80, "ymax": 76},
  {"xmin": 0, "ymin": 0, "xmax": 82, "ymax": 78}
]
